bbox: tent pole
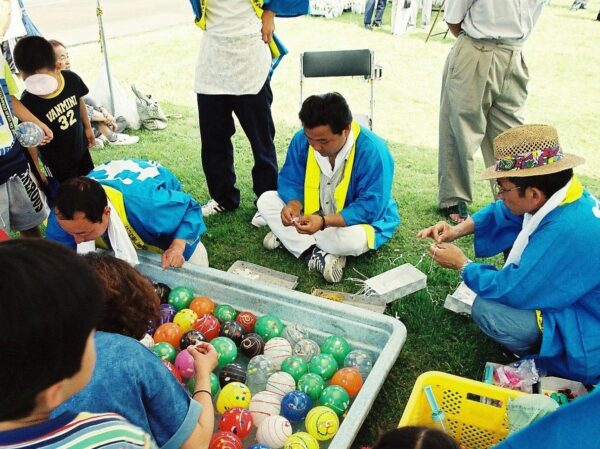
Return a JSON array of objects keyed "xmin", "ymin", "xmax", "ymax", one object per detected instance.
[{"xmin": 96, "ymin": 0, "xmax": 115, "ymax": 114}]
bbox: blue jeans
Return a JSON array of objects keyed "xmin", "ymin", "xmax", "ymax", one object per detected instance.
[
  {"xmin": 472, "ymin": 297, "xmax": 542, "ymax": 355},
  {"xmin": 364, "ymin": 0, "xmax": 387, "ymax": 25}
]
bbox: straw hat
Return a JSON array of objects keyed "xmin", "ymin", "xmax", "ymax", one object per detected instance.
[{"xmin": 480, "ymin": 124, "xmax": 585, "ymax": 180}]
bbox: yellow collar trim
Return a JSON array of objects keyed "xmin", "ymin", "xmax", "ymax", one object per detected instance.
[
  {"xmin": 40, "ymin": 73, "xmax": 65, "ymax": 100},
  {"xmin": 560, "ymin": 175, "xmax": 583, "ymax": 206},
  {"xmin": 304, "ymin": 121, "xmax": 361, "ymax": 215}
]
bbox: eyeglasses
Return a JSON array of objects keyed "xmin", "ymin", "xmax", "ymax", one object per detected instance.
[{"xmin": 493, "ymin": 183, "xmax": 521, "ymax": 196}]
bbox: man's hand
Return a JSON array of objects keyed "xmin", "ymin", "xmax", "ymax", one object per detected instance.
[
  {"xmin": 428, "ymin": 242, "xmax": 469, "ymax": 270},
  {"xmin": 294, "ymin": 214, "xmax": 323, "ymax": 235},
  {"xmin": 84, "ymin": 126, "xmax": 96, "ymax": 148},
  {"xmin": 161, "ymin": 239, "xmax": 186, "ymax": 270},
  {"xmin": 417, "ymin": 221, "xmax": 457, "ymax": 243},
  {"xmin": 281, "ymin": 201, "xmax": 302, "ymax": 226},
  {"xmin": 187, "ymin": 342, "xmax": 218, "ymax": 377},
  {"xmin": 261, "ymin": 10, "xmax": 275, "ymax": 43}
]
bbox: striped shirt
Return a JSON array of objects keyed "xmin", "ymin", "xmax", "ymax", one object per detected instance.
[{"xmin": 0, "ymin": 412, "xmax": 158, "ymax": 449}]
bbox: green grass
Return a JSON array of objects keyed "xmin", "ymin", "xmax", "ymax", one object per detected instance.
[{"xmin": 61, "ymin": 1, "xmax": 600, "ymax": 445}]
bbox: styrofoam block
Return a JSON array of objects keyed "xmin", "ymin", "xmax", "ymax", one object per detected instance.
[
  {"xmin": 444, "ymin": 282, "xmax": 476, "ymax": 315},
  {"xmin": 364, "ymin": 263, "xmax": 427, "ymax": 303}
]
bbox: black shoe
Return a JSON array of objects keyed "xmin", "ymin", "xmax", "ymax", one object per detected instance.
[{"xmin": 373, "ymin": 22, "xmax": 381, "ymax": 27}]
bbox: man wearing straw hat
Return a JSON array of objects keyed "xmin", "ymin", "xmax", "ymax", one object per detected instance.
[{"xmin": 418, "ymin": 124, "xmax": 600, "ymax": 384}]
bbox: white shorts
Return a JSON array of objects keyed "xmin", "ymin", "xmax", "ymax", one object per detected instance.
[{"xmin": 0, "ymin": 169, "xmax": 49, "ymax": 232}]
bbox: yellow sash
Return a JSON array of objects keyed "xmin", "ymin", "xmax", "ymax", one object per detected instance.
[
  {"xmin": 196, "ymin": 0, "xmax": 281, "ymax": 58},
  {"xmin": 96, "ymin": 186, "xmax": 162, "ymax": 254},
  {"xmin": 303, "ymin": 121, "xmax": 376, "ymax": 248}
]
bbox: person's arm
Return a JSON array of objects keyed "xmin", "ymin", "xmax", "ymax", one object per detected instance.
[
  {"xmin": 182, "ymin": 342, "xmax": 218, "ymax": 449},
  {"xmin": 26, "ymin": 146, "xmax": 47, "ymax": 185},
  {"xmin": 294, "ymin": 212, "xmax": 347, "ymax": 235},
  {"xmin": 261, "ymin": 9, "xmax": 275, "ymax": 43},
  {"xmin": 281, "ymin": 199, "xmax": 302, "ymax": 226},
  {"xmin": 161, "ymin": 238, "xmax": 186, "ymax": 270},
  {"xmin": 463, "ymin": 219, "xmax": 595, "ymax": 310},
  {"xmin": 0, "ymin": 0, "xmax": 11, "ymax": 41},
  {"xmin": 417, "ymin": 217, "xmax": 475, "ymax": 243},
  {"xmin": 278, "ymin": 131, "xmax": 309, "ymax": 206},
  {"xmin": 447, "ymin": 22, "xmax": 462, "ymax": 37},
  {"xmin": 11, "ymin": 96, "xmax": 53, "ymax": 144},
  {"xmin": 338, "ymin": 138, "xmax": 394, "ymax": 228},
  {"xmin": 79, "ymin": 97, "xmax": 95, "ymax": 147},
  {"xmin": 444, "ymin": 0, "xmax": 471, "ymax": 37}
]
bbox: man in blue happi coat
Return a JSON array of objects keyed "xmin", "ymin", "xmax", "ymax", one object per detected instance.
[
  {"xmin": 418, "ymin": 124, "xmax": 600, "ymax": 384},
  {"xmin": 46, "ymin": 159, "xmax": 208, "ymax": 270},
  {"xmin": 257, "ymin": 92, "xmax": 400, "ymax": 283}
]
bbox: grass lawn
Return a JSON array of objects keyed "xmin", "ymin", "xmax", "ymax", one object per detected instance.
[{"xmin": 63, "ymin": 1, "xmax": 600, "ymax": 445}]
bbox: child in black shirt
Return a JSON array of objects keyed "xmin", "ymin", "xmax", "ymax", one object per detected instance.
[{"xmin": 14, "ymin": 36, "xmax": 95, "ymax": 183}]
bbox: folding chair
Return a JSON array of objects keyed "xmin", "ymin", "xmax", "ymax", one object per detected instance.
[
  {"xmin": 425, "ymin": 0, "xmax": 449, "ymax": 43},
  {"xmin": 299, "ymin": 49, "xmax": 381, "ymax": 130}
]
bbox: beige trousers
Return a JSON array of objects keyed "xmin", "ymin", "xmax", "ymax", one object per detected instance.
[{"xmin": 438, "ymin": 34, "xmax": 529, "ymax": 208}]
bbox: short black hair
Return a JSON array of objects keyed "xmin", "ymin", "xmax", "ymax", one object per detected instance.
[
  {"xmin": 298, "ymin": 92, "xmax": 353, "ymax": 134},
  {"xmin": 13, "ymin": 36, "xmax": 57, "ymax": 75},
  {"xmin": 0, "ymin": 239, "xmax": 102, "ymax": 420},
  {"xmin": 372, "ymin": 426, "xmax": 460, "ymax": 449},
  {"xmin": 508, "ymin": 168, "xmax": 573, "ymax": 199},
  {"xmin": 55, "ymin": 177, "xmax": 108, "ymax": 223}
]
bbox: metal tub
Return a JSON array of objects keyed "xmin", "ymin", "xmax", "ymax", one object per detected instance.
[{"xmin": 137, "ymin": 252, "xmax": 407, "ymax": 449}]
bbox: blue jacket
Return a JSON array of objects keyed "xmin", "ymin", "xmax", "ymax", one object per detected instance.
[
  {"xmin": 189, "ymin": 0, "xmax": 309, "ymax": 20},
  {"xmin": 278, "ymin": 126, "xmax": 400, "ymax": 249},
  {"xmin": 46, "ymin": 159, "xmax": 206, "ymax": 260},
  {"xmin": 463, "ymin": 187, "xmax": 600, "ymax": 384}
]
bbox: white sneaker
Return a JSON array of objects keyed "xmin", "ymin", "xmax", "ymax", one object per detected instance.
[
  {"xmin": 202, "ymin": 199, "xmax": 227, "ymax": 217},
  {"xmin": 263, "ymin": 231, "xmax": 281, "ymax": 250},
  {"xmin": 307, "ymin": 248, "xmax": 346, "ymax": 283},
  {"xmin": 251, "ymin": 211, "xmax": 267, "ymax": 228},
  {"xmin": 107, "ymin": 133, "xmax": 139, "ymax": 146},
  {"xmin": 93, "ymin": 138, "xmax": 104, "ymax": 149}
]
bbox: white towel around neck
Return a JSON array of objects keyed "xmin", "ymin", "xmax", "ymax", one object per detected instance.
[
  {"xmin": 504, "ymin": 178, "xmax": 572, "ymax": 268},
  {"xmin": 76, "ymin": 200, "xmax": 139, "ymax": 266}
]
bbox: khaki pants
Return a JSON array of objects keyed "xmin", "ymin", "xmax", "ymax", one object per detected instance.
[{"xmin": 438, "ymin": 34, "xmax": 529, "ymax": 208}]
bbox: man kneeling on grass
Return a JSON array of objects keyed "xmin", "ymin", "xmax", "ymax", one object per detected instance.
[
  {"xmin": 418, "ymin": 124, "xmax": 600, "ymax": 384},
  {"xmin": 257, "ymin": 92, "xmax": 400, "ymax": 283}
]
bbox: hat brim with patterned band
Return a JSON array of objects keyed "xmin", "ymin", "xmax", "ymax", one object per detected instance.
[{"xmin": 480, "ymin": 124, "xmax": 585, "ymax": 180}]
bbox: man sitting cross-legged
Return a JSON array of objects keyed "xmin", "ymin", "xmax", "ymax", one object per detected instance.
[{"xmin": 257, "ymin": 92, "xmax": 400, "ymax": 283}]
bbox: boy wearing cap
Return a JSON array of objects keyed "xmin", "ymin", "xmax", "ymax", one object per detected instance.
[{"xmin": 418, "ymin": 124, "xmax": 600, "ymax": 384}]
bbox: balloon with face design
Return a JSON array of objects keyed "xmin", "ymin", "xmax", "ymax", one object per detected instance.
[{"xmin": 305, "ymin": 406, "xmax": 339, "ymax": 441}]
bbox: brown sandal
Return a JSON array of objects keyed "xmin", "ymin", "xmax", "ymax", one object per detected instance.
[{"xmin": 441, "ymin": 202, "xmax": 469, "ymax": 224}]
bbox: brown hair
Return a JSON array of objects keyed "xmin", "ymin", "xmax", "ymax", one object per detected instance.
[
  {"xmin": 83, "ymin": 252, "xmax": 160, "ymax": 340},
  {"xmin": 48, "ymin": 39, "xmax": 66, "ymax": 49},
  {"xmin": 372, "ymin": 427, "xmax": 460, "ymax": 449}
]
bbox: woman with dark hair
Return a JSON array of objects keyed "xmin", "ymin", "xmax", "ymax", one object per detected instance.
[
  {"xmin": 52, "ymin": 252, "xmax": 217, "ymax": 449},
  {"xmin": 84, "ymin": 252, "xmax": 160, "ymax": 339},
  {"xmin": 372, "ymin": 426, "xmax": 460, "ymax": 449}
]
